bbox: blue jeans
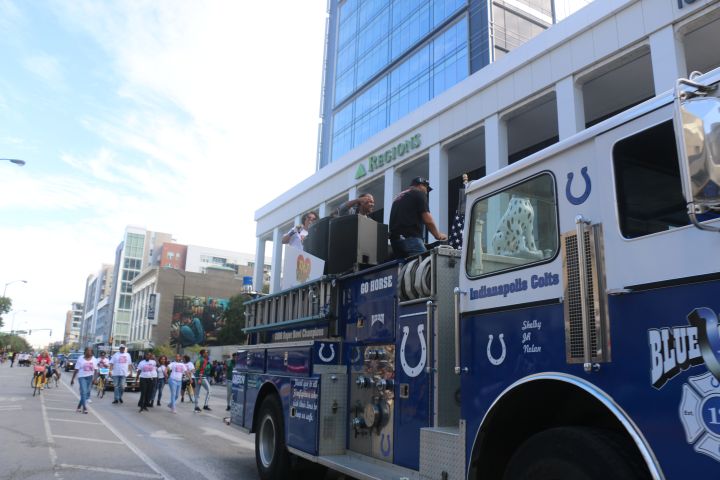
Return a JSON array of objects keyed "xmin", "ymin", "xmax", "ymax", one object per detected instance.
[
  {"xmin": 77, "ymin": 376, "xmax": 92, "ymax": 409},
  {"xmin": 112, "ymin": 375, "xmax": 126, "ymax": 401},
  {"xmin": 391, "ymin": 236, "xmax": 426, "ymax": 258},
  {"xmin": 155, "ymin": 377, "xmax": 166, "ymax": 403},
  {"xmin": 194, "ymin": 377, "xmax": 210, "ymax": 408},
  {"xmin": 168, "ymin": 378, "xmax": 181, "ymax": 409}
]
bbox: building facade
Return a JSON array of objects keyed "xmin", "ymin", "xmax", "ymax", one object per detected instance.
[
  {"xmin": 107, "ymin": 227, "xmax": 172, "ymax": 347},
  {"xmin": 254, "ymin": 0, "xmax": 720, "ymax": 292},
  {"xmin": 79, "ymin": 264, "xmax": 113, "ymax": 347},
  {"xmin": 64, "ymin": 302, "xmax": 83, "ymax": 345}
]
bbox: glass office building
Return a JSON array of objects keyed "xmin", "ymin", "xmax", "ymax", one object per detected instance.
[{"xmin": 318, "ymin": 0, "xmax": 560, "ymax": 168}]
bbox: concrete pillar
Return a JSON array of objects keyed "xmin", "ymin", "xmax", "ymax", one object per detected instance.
[
  {"xmin": 428, "ymin": 143, "xmax": 449, "ymax": 233},
  {"xmin": 484, "ymin": 114, "xmax": 508, "ymax": 174},
  {"xmin": 253, "ymin": 236, "xmax": 266, "ymax": 293},
  {"xmin": 556, "ymin": 76, "xmax": 585, "ymax": 140},
  {"xmin": 318, "ymin": 202, "xmax": 327, "ymax": 218},
  {"xmin": 271, "ymin": 228, "xmax": 283, "ymax": 293},
  {"xmin": 383, "ymin": 167, "xmax": 400, "ymax": 224},
  {"xmin": 650, "ymin": 25, "xmax": 688, "ymax": 94}
]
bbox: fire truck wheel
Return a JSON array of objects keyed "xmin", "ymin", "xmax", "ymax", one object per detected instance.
[
  {"xmin": 255, "ymin": 395, "xmax": 291, "ymax": 480},
  {"xmin": 502, "ymin": 427, "xmax": 647, "ymax": 480}
]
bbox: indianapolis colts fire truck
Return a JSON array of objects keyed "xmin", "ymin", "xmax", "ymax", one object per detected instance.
[{"xmin": 228, "ymin": 69, "xmax": 720, "ymax": 480}]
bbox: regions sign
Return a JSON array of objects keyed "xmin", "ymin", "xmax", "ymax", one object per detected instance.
[{"xmin": 355, "ymin": 134, "xmax": 422, "ymax": 180}]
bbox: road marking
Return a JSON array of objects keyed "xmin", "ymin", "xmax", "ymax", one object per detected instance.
[
  {"xmin": 39, "ymin": 393, "xmax": 60, "ymax": 478},
  {"xmin": 45, "ymin": 407, "xmax": 77, "ymax": 412},
  {"xmin": 149, "ymin": 429, "xmax": 183, "ymax": 440},
  {"xmin": 59, "ymin": 464, "xmax": 163, "ymax": 478},
  {"xmin": 0, "ymin": 405, "xmax": 22, "ymax": 410},
  {"xmin": 0, "ymin": 395, "xmax": 25, "ymax": 401},
  {"xmin": 50, "ymin": 418, "xmax": 102, "ymax": 425},
  {"xmin": 53, "ymin": 434, "xmax": 124, "ymax": 445},
  {"xmin": 61, "ymin": 381, "xmax": 176, "ymax": 480},
  {"xmin": 200, "ymin": 426, "xmax": 255, "ymax": 451}
]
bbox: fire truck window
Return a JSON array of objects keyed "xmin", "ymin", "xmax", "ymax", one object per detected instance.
[
  {"xmin": 466, "ymin": 173, "xmax": 558, "ymax": 277},
  {"xmin": 613, "ymin": 120, "xmax": 689, "ymax": 239}
]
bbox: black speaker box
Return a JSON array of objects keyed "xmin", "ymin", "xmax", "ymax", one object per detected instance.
[
  {"xmin": 304, "ymin": 216, "xmax": 331, "ymax": 261},
  {"xmin": 327, "ymin": 215, "xmax": 388, "ymax": 274}
]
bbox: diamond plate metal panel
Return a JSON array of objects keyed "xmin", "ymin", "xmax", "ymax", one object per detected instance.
[
  {"xmin": 419, "ymin": 421, "xmax": 465, "ymax": 480},
  {"xmin": 316, "ymin": 366, "xmax": 348, "ymax": 456}
]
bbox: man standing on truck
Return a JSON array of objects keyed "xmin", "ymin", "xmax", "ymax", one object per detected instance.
[
  {"xmin": 335, "ymin": 193, "xmax": 375, "ymax": 217},
  {"xmin": 389, "ymin": 177, "xmax": 447, "ymax": 258}
]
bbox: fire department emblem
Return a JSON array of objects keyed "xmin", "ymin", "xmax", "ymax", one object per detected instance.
[{"xmin": 679, "ymin": 371, "xmax": 720, "ymax": 463}]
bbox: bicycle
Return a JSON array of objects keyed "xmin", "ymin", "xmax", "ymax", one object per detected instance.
[
  {"xmin": 32, "ymin": 365, "xmax": 47, "ymax": 396},
  {"xmin": 96, "ymin": 368, "xmax": 109, "ymax": 398}
]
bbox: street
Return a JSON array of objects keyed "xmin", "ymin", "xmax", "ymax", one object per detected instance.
[{"xmin": 0, "ymin": 363, "xmax": 260, "ymax": 480}]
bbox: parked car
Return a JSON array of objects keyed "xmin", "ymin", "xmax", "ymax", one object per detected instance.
[
  {"xmin": 105, "ymin": 374, "xmax": 140, "ymax": 392},
  {"xmin": 64, "ymin": 353, "xmax": 81, "ymax": 372}
]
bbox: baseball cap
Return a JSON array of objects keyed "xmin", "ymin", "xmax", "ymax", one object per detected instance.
[
  {"xmin": 119, "ymin": 344, "xmax": 126, "ymax": 349},
  {"xmin": 411, "ymin": 176, "xmax": 432, "ymax": 192}
]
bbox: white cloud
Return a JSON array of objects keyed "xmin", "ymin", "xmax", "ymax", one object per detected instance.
[{"xmin": 23, "ymin": 53, "xmax": 65, "ymax": 88}]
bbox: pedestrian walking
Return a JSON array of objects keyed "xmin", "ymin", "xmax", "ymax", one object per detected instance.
[
  {"xmin": 194, "ymin": 349, "xmax": 212, "ymax": 412},
  {"xmin": 147, "ymin": 352, "xmax": 158, "ymax": 408},
  {"xmin": 180, "ymin": 355, "xmax": 195, "ymax": 403},
  {"xmin": 136, "ymin": 352, "xmax": 156, "ymax": 412},
  {"xmin": 167, "ymin": 354, "xmax": 187, "ymax": 414},
  {"xmin": 226, "ymin": 353, "xmax": 237, "ymax": 411},
  {"xmin": 155, "ymin": 355, "xmax": 168, "ymax": 406},
  {"xmin": 10, "ymin": 352, "xmax": 16, "ymax": 367},
  {"xmin": 109, "ymin": 344, "xmax": 134, "ymax": 405},
  {"xmin": 70, "ymin": 347, "xmax": 97, "ymax": 414}
]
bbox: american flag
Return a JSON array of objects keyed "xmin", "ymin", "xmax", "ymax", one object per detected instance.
[{"xmin": 449, "ymin": 212, "xmax": 465, "ymax": 249}]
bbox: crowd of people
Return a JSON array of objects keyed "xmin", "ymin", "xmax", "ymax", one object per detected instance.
[{"xmin": 10, "ymin": 344, "xmax": 236, "ymax": 416}]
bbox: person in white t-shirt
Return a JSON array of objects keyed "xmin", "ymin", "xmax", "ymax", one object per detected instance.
[
  {"xmin": 181, "ymin": 354, "xmax": 195, "ymax": 403},
  {"xmin": 281, "ymin": 211, "xmax": 318, "ymax": 251},
  {"xmin": 154, "ymin": 355, "xmax": 169, "ymax": 407},
  {"xmin": 136, "ymin": 352, "xmax": 157, "ymax": 412},
  {"xmin": 70, "ymin": 347, "xmax": 97, "ymax": 414},
  {"xmin": 109, "ymin": 345, "xmax": 134, "ymax": 405},
  {"xmin": 166, "ymin": 354, "xmax": 187, "ymax": 413}
]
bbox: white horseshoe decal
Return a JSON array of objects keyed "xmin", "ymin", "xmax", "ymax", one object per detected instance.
[
  {"xmin": 400, "ymin": 324, "xmax": 427, "ymax": 378},
  {"xmin": 318, "ymin": 343, "xmax": 335, "ymax": 363},
  {"xmin": 487, "ymin": 334, "xmax": 506, "ymax": 366}
]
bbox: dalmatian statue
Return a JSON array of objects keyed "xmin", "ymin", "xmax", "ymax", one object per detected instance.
[{"xmin": 491, "ymin": 196, "xmax": 544, "ymax": 259}]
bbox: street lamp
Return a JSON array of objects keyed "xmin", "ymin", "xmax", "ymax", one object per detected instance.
[
  {"xmin": 0, "ymin": 158, "xmax": 26, "ymax": 166},
  {"xmin": 3, "ymin": 279, "xmax": 28, "ymax": 297},
  {"xmin": 10, "ymin": 309, "xmax": 27, "ymax": 334}
]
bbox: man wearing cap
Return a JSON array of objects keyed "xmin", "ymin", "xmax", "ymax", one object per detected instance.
[
  {"xmin": 389, "ymin": 177, "xmax": 447, "ymax": 258},
  {"xmin": 109, "ymin": 344, "xmax": 134, "ymax": 405}
]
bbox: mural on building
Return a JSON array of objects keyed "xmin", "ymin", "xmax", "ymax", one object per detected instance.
[{"xmin": 170, "ymin": 296, "xmax": 229, "ymax": 347}]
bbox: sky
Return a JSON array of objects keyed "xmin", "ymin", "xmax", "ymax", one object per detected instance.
[{"xmin": 0, "ymin": 0, "xmax": 328, "ymax": 348}]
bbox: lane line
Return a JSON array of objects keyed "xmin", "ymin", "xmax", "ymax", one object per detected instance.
[
  {"xmin": 39, "ymin": 393, "xmax": 60, "ymax": 478},
  {"xmin": 53, "ymin": 434, "xmax": 124, "ymax": 445},
  {"xmin": 45, "ymin": 407, "xmax": 77, "ymax": 412},
  {"xmin": 61, "ymin": 379, "xmax": 175, "ymax": 480},
  {"xmin": 49, "ymin": 418, "xmax": 102, "ymax": 425},
  {"xmin": 59, "ymin": 464, "xmax": 163, "ymax": 479}
]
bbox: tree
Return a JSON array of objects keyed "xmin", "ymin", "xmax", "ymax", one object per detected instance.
[
  {"xmin": 216, "ymin": 293, "xmax": 249, "ymax": 345},
  {"xmin": 0, "ymin": 296, "xmax": 12, "ymax": 329},
  {"xmin": 153, "ymin": 343, "xmax": 175, "ymax": 359},
  {"xmin": 58, "ymin": 343, "xmax": 77, "ymax": 355},
  {"xmin": 0, "ymin": 334, "xmax": 31, "ymax": 353}
]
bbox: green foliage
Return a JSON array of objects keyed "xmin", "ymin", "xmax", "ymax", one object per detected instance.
[
  {"xmin": 0, "ymin": 296, "xmax": 12, "ymax": 329},
  {"xmin": 0, "ymin": 334, "xmax": 31, "ymax": 353},
  {"xmin": 58, "ymin": 343, "xmax": 77, "ymax": 355},
  {"xmin": 153, "ymin": 343, "xmax": 175, "ymax": 359},
  {"xmin": 216, "ymin": 293, "xmax": 249, "ymax": 345}
]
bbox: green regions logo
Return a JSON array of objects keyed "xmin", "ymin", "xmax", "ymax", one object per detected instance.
[{"xmin": 355, "ymin": 134, "xmax": 422, "ymax": 180}]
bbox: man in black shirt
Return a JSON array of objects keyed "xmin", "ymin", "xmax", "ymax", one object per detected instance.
[{"xmin": 389, "ymin": 177, "xmax": 447, "ymax": 258}]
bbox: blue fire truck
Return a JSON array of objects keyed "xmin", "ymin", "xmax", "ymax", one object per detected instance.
[{"xmin": 228, "ymin": 70, "xmax": 720, "ymax": 479}]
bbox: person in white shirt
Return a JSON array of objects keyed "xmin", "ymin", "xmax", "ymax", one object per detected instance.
[
  {"xmin": 154, "ymin": 355, "xmax": 169, "ymax": 407},
  {"xmin": 109, "ymin": 344, "xmax": 134, "ymax": 405},
  {"xmin": 70, "ymin": 347, "xmax": 97, "ymax": 414},
  {"xmin": 166, "ymin": 354, "xmax": 187, "ymax": 413},
  {"xmin": 136, "ymin": 352, "xmax": 157, "ymax": 412},
  {"xmin": 181, "ymin": 354, "xmax": 195, "ymax": 403},
  {"xmin": 281, "ymin": 211, "xmax": 318, "ymax": 251}
]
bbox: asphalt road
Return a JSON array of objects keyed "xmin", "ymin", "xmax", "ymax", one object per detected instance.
[{"xmin": 0, "ymin": 362, "xmax": 260, "ymax": 480}]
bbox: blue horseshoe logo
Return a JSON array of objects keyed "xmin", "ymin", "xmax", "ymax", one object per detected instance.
[
  {"xmin": 566, "ymin": 167, "xmax": 591, "ymax": 205},
  {"xmin": 380, "ymin": 433, "xmax": 391, "ymax": 457}
]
